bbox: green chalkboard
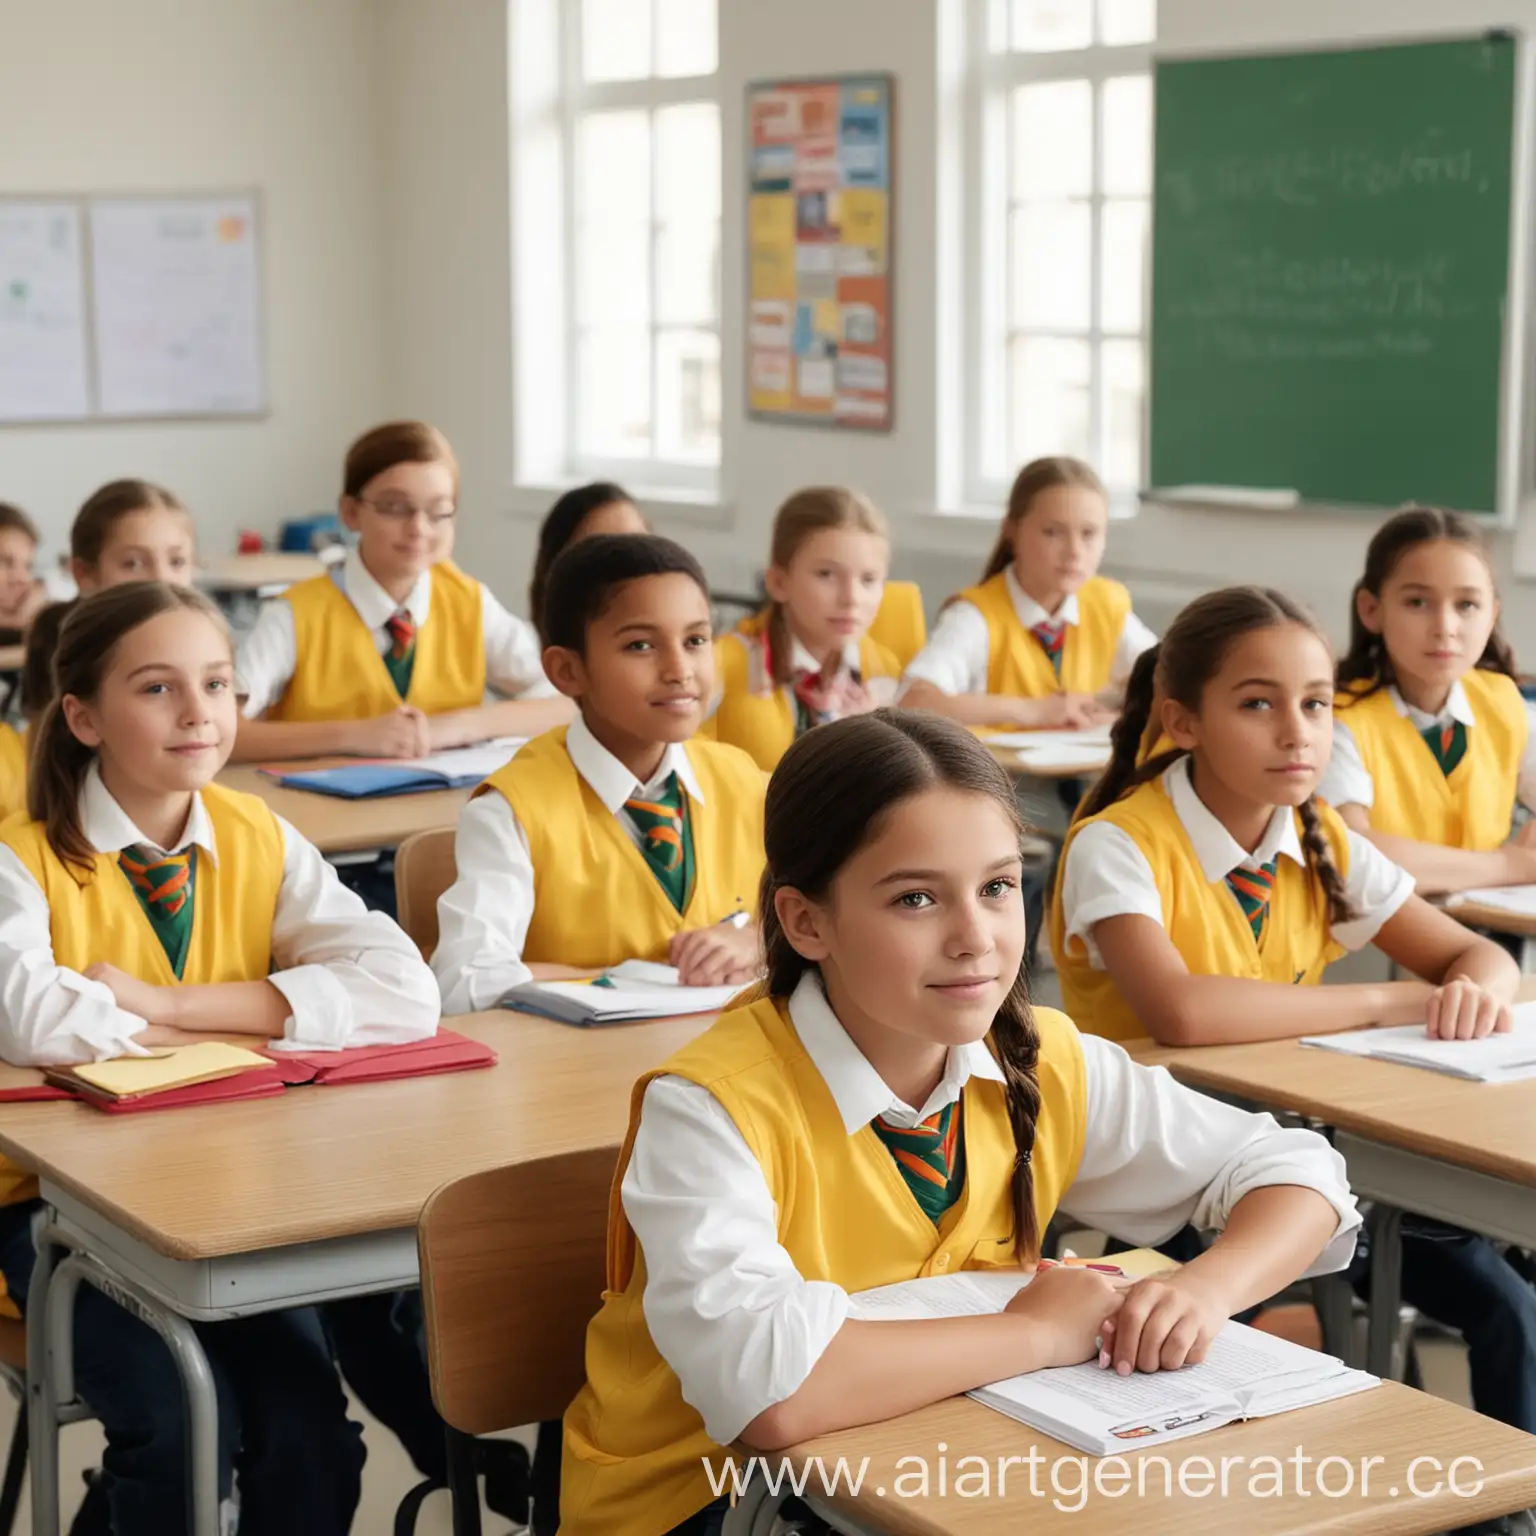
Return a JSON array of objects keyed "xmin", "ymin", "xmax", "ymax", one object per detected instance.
[{"xmin": 1150, "ymin": 37, "xmax": 1517, "ymax": 513}]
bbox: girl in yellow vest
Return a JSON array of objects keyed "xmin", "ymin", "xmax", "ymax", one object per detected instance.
[
  {"xmin": 705, "ymin": 487, "xmax": 900, "ymax": 770},
  {"xmin": 432, "ymin": 533, "xmax": 766, "ymax": 1014},
  {"xmin": 232, "ymin": 419, "xmax": 574, "ymax": 762},
  {"xmin": 0, "ymin": 581, "xmax": 439, "ymax": 1535},
  {"xmin": 1318, "ymin": 507, "xmax": 1536, "ymax": 897},
  {"xmin": 527, "ymin": 480, "xmax": 647, "ymax": 641},
  {"xmin": 1052, "ymin": 586, "xmax": 1536, "ymax": 1452},
  {"xmin": 559, "ymin": 710, "xmax": 1359, "ymax": 1536},
  {"xmin": 902, "ymin": 456, "xmax": 1155, "ymax": 730}
]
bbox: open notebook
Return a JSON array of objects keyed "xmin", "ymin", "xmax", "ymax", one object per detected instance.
[
  {"xmin": 1301, "ymin": 1002, "xmax": 1536, "ymax": 1082},
  {"xmin": 502, "ymin": 961, "xmax": 741, "ymax": 1026},
  {"xmin": 1446, "ymin": 885, "xmax": 1536, "ymax": 920},
  {"xmin": 849, "ymin": 1270, "xmax": 1377, "ymax": 1456},
  {"xmin": 262, "ymin": 739, "xmax": 525, "ymax": 799},
  {"xmin": 983, "ymin": 724, "xmax": 1113, "ymax": 771}
]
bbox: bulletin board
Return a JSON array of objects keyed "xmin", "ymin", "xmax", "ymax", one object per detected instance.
[
  {"xmin": 0, "ymin": 191, "xmax": 266, "ymax": 425},
  {"xmin": 747, "ymin": 74, "xmax": 894, "ymax": 431}
]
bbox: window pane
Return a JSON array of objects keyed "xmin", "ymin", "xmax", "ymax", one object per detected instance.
[
  {"xmin": 655, "ymin": 0, "xmax": 717, "ymax": 77},
  {"xmin": 1102, "ymin": 75, "xmax": 1152, "ymax": 197},
  {"xmin": 578, "ymin": 111, "xmax": 650, "ymax": 225},
  {"xmin": 1009, "ymin": 337, "xmax": 1091, "ymax": 463},
  {"xmin": 582, "ymin": 0, "xmax": 651, "ymax": 82},
  {"xmin": 1011, "ymin": 82, "xmax": 1091, "ymax": 200},
  {"xmin": 656, "ymin": 329, "xmax": 721, "ymax": 462},
  {"xmin": 578, "ymin": 222, "xmax": 650, "ymax": 327},
  {"xmin": 656, "ymin": 103, "xmax": 721, "ymax": 223},
  {"xmin": 657, "ymin": 222, "xmax": 718, "ymax": 325},
  {"xmin": 1010, "ymin": 204, "xmax": 1091, "ymax": 330},
  {"xmin": 578, "ymin": 328, "xmax": 652, "ymax": 458},
  {"xmin": 1103, "ymin": 338, "xmax": 1144, "ymax": 488},
  {"xmin": 1010, "ymin": 0, "xmax": 1092, "ymax": 51},
  {"xmin": 1099, "ymin": 0, "xmax": 1156, "ymax": 45},
  {"xmin": 1100, "ymin": 199, "xmax": 1147, "ymax": 331}
]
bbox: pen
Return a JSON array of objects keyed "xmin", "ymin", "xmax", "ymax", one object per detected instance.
[{"xmin": 717, "ymin": 910, "xmax": 749, "ymax": 929}]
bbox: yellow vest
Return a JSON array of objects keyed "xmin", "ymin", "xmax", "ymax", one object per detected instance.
[
  {"xmin": 0, "ymin": 783, "xmax": 286, "ymax": 1209},
  {"xmin": 1334, "ymin": 671, "xmax": 1526, "ymax": 851},
  {"xmin": 953, "ymin": 572, "xmax": 1132, "ymax": 700},
  {"xmin": 561, "ymin": 992, "xmax": 1088, "ymax": 1536},
  {"xmin": 265, "ymin": 559, "xmax": 486, "ymax": 721},
  {"xmin": 0, "ymin": 726, "xmax": 25, "ymax": 823},
  {"xmin": 708, "ymin": 629, "xmax": 902, "ymax": 771},
  {"xmin": 1050, "ymin": 776, "xmax": 1350, "ymax": 1043},
  {"xmin": 475, "ymin": 728, "xmax": 766, "ymax": 969}
]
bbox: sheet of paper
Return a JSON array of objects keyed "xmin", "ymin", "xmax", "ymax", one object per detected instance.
[
  {"xmin": 985, "ymin": 725, "xmax": 1114, "ymax": 751},
  {"xmin": 406, "ymin": 739, "xmax": 526, "ymax": 778},
  {"xmin": 1448, "ymin": 884, "xmax": 1536, "ymax": 918},
  {"xmin": 74, "ymin": 1041, "xmax": 271, "ymax": 1096},
  {"xmin": 848, "ymin": 1270, "xmax": 1032, "ymax": 1321},
  {"xmin": 0, "ymin": 201, "xmax": 90, "ymax": 420},
  {"xmin": 524, "ymin": 980, "xmax": 741, "ymax": 1019},
  {"xmin": 1302, "ymin": 1004, "xmax": 1536, "ymax": 1081}
]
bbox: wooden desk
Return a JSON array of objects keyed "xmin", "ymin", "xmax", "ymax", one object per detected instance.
[
  {"xmin": 197, "ymin": 553, "xmax": 327, "ymax": 594},
  {"xmin": 759, "ymin": 1383, "xmax": 1536, "ymax": 1535},
  {"xmin": 217, "ymin": 762, "xmax": 471, "ymax": 856}
]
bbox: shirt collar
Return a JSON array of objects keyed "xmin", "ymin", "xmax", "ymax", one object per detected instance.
[
  {"xmin": 787, "ymin": 632, "xmax": 862, "ymax": 679},
  {"xmin": 564, "ymin": 713, "xmax": 706, "ymax": 816},
  {"xmin": 1387, "ymin": 680, "xmax": 1475, "ymax": 732},
  {"xmin": 1163, "ymin": 755, "xmax": 1302, "ymax": 884},
  {"xmin": 1004, "ymin": 566, "xmax": 1078, "ymax": 630},
  {"xmin": 81, "ymin": 762, "xmax": 219, "ymax": 865},
  {"xmin": 340, "ymin": 546, "xmax": 432, "ymax": 633},
  {"xmin": 786, "ymin": 970, "xmax": 1007, "ymax": 1135}
]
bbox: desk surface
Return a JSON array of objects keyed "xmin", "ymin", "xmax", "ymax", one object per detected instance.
[
  {"xmin": 1447, "ymin": 896, "xmax": 1536, "ymax": 938},
  {"xmin": 198, "ymin": 554, "xmax": 328, "ymax": 592},
  {"xmin": 795, "ymin": 1382, "xmax": 1536, "ymax": 1534},
  {"xmin": 0, "ymin": 1011, "xmax": 708, "ymax": 1261},
  {"xmin": 982, "ymin": 742, "xmax": 1108, "ymax": 782},
  {"xmin": 217, "ymin": 762, "xmax": 470, "ymax": 855}
]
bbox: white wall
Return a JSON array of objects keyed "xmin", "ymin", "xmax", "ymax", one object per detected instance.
[{"xmin": 0, "ymin": 0, "xmax": 386, "ymax": 564}]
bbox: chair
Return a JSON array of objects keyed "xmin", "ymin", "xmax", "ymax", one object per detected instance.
[
  {"xmin": 414, "ymin": 1146, "xmax": 617, "ymax": 1536},
  {"xmin": 394, "ymin": 828, "xmax": 458, "ymax": 960},
  {"xmin": 868, "ymin": 581, "xmax": 927, "ymax": 670},
  {"xmin": 0, "ymin": 1317, "xmax": 27, "ymax": 1536}
]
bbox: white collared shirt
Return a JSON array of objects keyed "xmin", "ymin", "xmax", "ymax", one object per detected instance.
[
  {"xmin": 901, "ymin": 566, "xmax": 1157, "ymax": 700},
  {"xmin": 235, "ymin": 547, "xmax": 556, "ymax": 718},
  {"xmin": 706, "ymin": 628, "xmax": 898, "ymax": 723},
  {"xmin": 1060, "ymin": 756, "xmax": 1415, "ymax": 968},
  {"xmin": 431, "ymin": 715, "xmax": 708, "ymax": 1014},
  {"xmin": 1317, "ymin": 680, "xmax": 1536, "ymax": 812},
  {"xmin": 625, "ymin": 970, "xmax": 1361, "ymax": 1445},
  {"xmin": 0, "ymin": 765, "xmax": 440, "ymax": 1065}
]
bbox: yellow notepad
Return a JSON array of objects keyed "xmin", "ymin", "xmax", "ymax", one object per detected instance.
[{"xmin": 68, "ymin": 1042, "xmax": 272, "ymax": 1100}]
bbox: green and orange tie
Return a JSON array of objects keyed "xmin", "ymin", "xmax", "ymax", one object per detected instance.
[
  {"xmin": 1226, "ymin": 860, "xmax": 1277, "ymax": 943},
  {"xmin": 384, "ymin": 609, "xmax": 416, "ymax": 696},
  {"xmin": 118, "ymin": 844, "xmax": 196, "ymax": 978},
  {"xmin": 1421, "ymin": 721, "xmax": 1468, "ymax": 776},
  {"xmin": 1029, "ymin": 620, "xmax": 1065, "ymax": 675},
  {"xmin": 872, "ymin": 1099, "xmax": 966, "ymax": 1223},
  {"xmin": 624, "ymin": 773, "xmax": 694, "ymax": 913}
]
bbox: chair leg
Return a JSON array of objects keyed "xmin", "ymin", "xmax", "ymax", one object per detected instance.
[
  {"xmin": 393, "ymin": 1476, "xmax": 446, "ymax": 1536},
  {"xmin": 0, "ymin": 1397, "xmax": 27, "ymax": 1536},
  {"xmin": 447, "ymin": 1427, "xmax": 483, "ymax": 1536}
]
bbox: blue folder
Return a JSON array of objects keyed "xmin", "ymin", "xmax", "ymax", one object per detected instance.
[{"xmin": 265, "ymin": 763, "xmax": 484, "ymax": 799}]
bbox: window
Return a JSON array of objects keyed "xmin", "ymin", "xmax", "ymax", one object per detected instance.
[
  {"xmin": 564, "ymin": 0, "xmax": 722, "ymax": 484},
  {"xmin": 966, "ymin": 0, "xmax": 1154, "ymax": 502}
]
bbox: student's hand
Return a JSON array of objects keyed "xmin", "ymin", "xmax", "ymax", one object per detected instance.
[
  {"xmin": 1005, "ymin": 1265, "xmax": 1126, "ymax": 1368},
  {"xmin": 1016, "ymin": 693, "xmax": 1100, "ymax": 731},
  {"xmin": 345, "ymin": 707, "xmax": 431, "ymax": 759},
  {"xmin": 1096, "ymin": 1270, "xmax": 1229, "ymax": 1375},
  {"xmin": 669, "ymin": 922, "xmax": 761, "ymax": 987},
  {"xmin": 1425, "ymin": 977, "xmax": 1513, "ymax": 1041},
  {"xmin": 82, "ymin": 963, "xmax": 172, "ymax": 1027}
]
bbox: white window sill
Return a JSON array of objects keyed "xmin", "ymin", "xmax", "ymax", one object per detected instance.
[{"xmin": 506, "ymin": 482, "xmax": 733, "ymax": 533}]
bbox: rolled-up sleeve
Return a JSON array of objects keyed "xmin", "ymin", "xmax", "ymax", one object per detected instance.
[
  {"xmin": 623, "ymin": 1074, "xmax": 850, "ymax": 1444},
  {"xmin": 1060, "ymin": 1035, "xmax": 1360, "ymax": 1278}
]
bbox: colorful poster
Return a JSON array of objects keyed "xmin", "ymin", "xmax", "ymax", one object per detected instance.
[{"xmin": 746, "ymin": 74, "xmax": 893, "ymax": 430}]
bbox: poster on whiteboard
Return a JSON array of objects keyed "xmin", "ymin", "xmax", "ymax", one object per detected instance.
[
  {"xmin": 0, "ymin": 201, "xmax": 91, "ymax": 422},
  {"xmin": 89, "ymin": 195, "xmax": 266, "ymax": 417}
]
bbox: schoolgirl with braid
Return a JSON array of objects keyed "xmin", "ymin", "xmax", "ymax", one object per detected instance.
[{"xmin": 560, "ymin": 709, "xmax": 1360, "ymax": 1536}]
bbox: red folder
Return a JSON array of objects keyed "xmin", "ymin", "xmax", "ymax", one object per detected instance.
[
  {"xmin": 264, "ymin": 1029, "xmax": 497, "ymax": 1086},
  {"xmin": 0, "ymin": 1085, "xmax": 77, "ymax": 1103},
  {"xmin": 73, "ymin": 1065, "xmax": 290, "ymax": 1114}
]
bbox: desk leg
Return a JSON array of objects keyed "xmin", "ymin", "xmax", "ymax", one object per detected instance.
[
  {"xmin": 27, "ymin": 1218, "xmax": 61, "ymax": 1536},
  {"xmin": 720, "ymin": 1478, "xmax": 784, "ymax": 1536},
  {"xmin": 1367, "ymin": 1204, "xmax": 1406, "ymax": 1381}
]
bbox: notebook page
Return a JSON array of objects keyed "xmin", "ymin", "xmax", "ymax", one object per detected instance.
[
  {"xmin": 73, "ymin": 1041, "xmax": 271, "ymax": 1096},
  {"xmin": 406, "ymin": 739, "xmax": 526, "ymax": 778},
  {"xmin": 521, "ymin": 980, "xmax": 740, "ymax": 1019},
  {"xmin": 848, "ymin": 1271, "xmax": 1032, "ymax": 1320},
  {"xmin": 1447, "ymin": 884, "xmax": 1536, "ymax": 918},
  {"xmin": 1303, "ymin": 1005, "xmax": 1536, "ymax": 1081},
  {"xmin": 986, "ymin": 725, "xmax": 1114, "ymax": 751}
]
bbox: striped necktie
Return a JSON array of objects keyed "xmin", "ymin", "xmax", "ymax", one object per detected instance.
[
  {"xmin": 118, "ymin": 844, "xmax": 196, "ymax": 979},
  {"xmin": 1029, "ymin": 619, "xmax": 1065, "ymax": 675},
  {"xmin": 383, "ymin": 609, "xmax": 416, "ymax": 696},
  {"xmin": 871, "ymin": 1099, "xmax": 966, "ymax": 1224},
  {"xmin": 623, "ymin": 773, "xmax": 693, "ymax": 913},
  {"xmin": 1421, "ymin": 720, "xmax": 1468, "ymax": 776},
  {"xmin": 1226, "ymin": 860, "xmax": 1277, "ymax": 942}
]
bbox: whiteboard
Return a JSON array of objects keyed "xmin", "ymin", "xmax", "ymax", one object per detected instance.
[
  {"xmin": 89, "ymin": 194, "xmax": 266, "ymax": 418},
  {"xmin": 0, "ymin": 201, "xmax": 91, "ymax": 421}
]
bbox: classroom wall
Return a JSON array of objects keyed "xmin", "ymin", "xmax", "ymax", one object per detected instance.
[{"xmin": 0, "ymin": 0, "xmax": 387, "ymax": 563}]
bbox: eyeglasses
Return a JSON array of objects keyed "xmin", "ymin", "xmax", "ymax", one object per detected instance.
[{"xmin": 355, "ymin": 497, "xmax": 457, "ymax": 526}]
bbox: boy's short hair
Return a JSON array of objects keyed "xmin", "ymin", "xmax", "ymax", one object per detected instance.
[
  {"xmin": 0, "ymin": 504, "xmax": 40, "ymax": 547},
  {"xmin": 542, "ymin": 534, "xmax": 709, "ymax": 654}
]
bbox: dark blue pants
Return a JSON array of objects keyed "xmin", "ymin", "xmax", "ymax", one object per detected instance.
[{"xmin": 0, "ymin": 1202, "xmax": 364, "ymax": 1536}]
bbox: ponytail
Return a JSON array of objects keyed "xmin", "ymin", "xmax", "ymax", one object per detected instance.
[
  {"xmin": 27, "ymin": 694, "xmax": 99, "ymax": 882},
  {"xmin": 1075, "ymin": 645, "xmax": 1182, "ymax": 821}
]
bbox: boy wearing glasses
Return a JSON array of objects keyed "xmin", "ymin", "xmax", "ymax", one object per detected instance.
[{"xmin": 232, "ymin": 419, "xmax": 572, "ymax": 761}]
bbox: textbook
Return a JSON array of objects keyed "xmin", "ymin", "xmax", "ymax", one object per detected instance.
[
  {"xmin": 1301, "ymin": 1005, "xmax": 1536, "ymax": 1083},
  {"xmin": 502, "ymin": 971, "xmax": 742, "ymax": 1025},
  {"xmin": 849, "ymin": 1271, "xmax": 1377, "ymax": 1456},
  {"xmin": 263, "ymin": 739, "xmax": 525, "ymax": 798},
  {"xmin": 45, "ymin": 1042, "xmax": 279, "ymax": 1104}
]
